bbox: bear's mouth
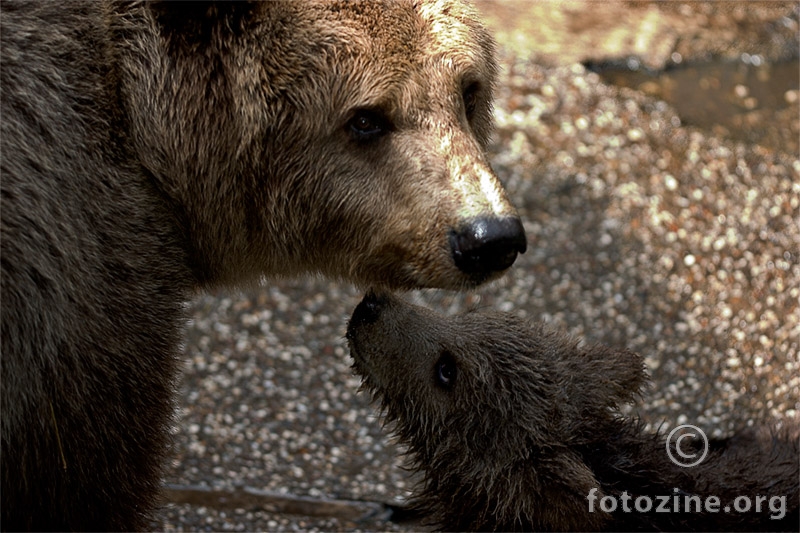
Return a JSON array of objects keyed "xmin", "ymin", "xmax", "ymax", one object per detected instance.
[
  {"xmin": 345, "ymin": 314, "xmax": 382, "ymax": 393},
  {"xmin": 348, "ymin": 348, "xmax": 387, "ymax": 400}
]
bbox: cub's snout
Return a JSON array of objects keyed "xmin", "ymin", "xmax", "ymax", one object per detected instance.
[{"xmin": 347, "ymin": 290, "xmax": 386, "ymax": 333}]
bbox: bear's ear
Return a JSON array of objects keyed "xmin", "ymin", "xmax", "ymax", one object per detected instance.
[
  {"xmin": 557, "ymin": 341, "xmax": 648, "ymax": 411},
  {"xmin": 587, "ymin": 345, "xmax": 648, "ymax": 407},
  {"xmin": 149, "ymin": 1, "xmax": 259, "ymax": 42}
]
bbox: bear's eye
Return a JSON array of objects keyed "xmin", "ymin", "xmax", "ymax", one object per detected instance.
[
  {"xmin": 347, "ymin": 108, "xmax": 392, "ymax": 142},
  {"xmin": 462, "ymin": 81, "xmax": 481, "ymax": 121},
  {"xmin": 435, "ymin": 351, "xmax": 457, "ymax": 389}
]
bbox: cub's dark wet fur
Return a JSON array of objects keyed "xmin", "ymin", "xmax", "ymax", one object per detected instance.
[{"xmin": 347, "ymin": 292, "xmax": 799, "ymax": 531}]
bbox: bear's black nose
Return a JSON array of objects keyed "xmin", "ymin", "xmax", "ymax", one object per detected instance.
[
  {"xmin": 347, "ymin": 290, "xmax": 387, "ymax": 334},
  {"xmin": 450, "ymin": 216, "xmax": 527, "ymax": 281}
]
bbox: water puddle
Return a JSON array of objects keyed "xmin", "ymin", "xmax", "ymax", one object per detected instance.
[{"xmin": 589, "ymin": 59, "xmax": 799, "ymax": 153}]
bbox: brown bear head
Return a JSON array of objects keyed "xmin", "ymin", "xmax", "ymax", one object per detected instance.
[
  {"xmin": 111, "ymin": 0, "xmax": 526, "ymax": 290},
  {"xmin": 347, "ymin": 291, "xmax": 646, "ymax": 530}
]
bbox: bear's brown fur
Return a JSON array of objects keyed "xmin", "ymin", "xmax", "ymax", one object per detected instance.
[
  {"xmin": 0, "ymin": 1, "xmax": 525, "ymax": 530},
  {"xmin": 347, "ymin": 292, "xmax": 799, "ymax": 532}
]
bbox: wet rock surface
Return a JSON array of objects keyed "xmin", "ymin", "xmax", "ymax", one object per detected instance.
[{"xmin": 154, "ymin": 3, "xmax": 798, "ymax": 531}]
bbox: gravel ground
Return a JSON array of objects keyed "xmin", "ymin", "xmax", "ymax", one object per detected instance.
[{"xmin": 154, "ymin": 3, "xmax": 799, "ymax": 531}]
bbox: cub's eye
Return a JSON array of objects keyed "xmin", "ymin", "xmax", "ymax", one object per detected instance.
[
  {"xmin": 346, "ymin": 108, "xmax": 392, "ymax": 142},
  {"xmin": 462, "ymin": 81, "xmax": 481, "ymax": 120},
  {"xmin": 435, "ymin": 352, "xmax": 457, "ymax": 389}
]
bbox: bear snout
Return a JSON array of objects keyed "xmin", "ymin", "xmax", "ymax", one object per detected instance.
[
  {"xmin": 347, "ymin": 290, "xmax": 388, "ymax": 337},
  {"xmin": 449, "ymin": 216, "xmax": 527, "ymax": 282}
]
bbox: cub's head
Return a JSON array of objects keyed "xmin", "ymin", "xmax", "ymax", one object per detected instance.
[
  {"xmin": 114, "ymin": 0, "xmax": 525, "ymax": 289},
  {"xmin": 346, "ymin": 292, "xmax": 645, "ymax": 530}
]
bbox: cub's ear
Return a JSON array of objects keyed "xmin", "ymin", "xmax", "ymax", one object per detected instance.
[
  {"xmin": 149, "ymin": 1, "xmax": 259, "ymax": 41},
  {"xmin": 555, "ymin": 338, "xmax": 648, "ymax": 410},
  {"xmin": 583, "ymin": 344, "xmax": 648, "ymax": 407}
]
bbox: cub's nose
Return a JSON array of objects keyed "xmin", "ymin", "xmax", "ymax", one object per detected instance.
[
  {"xmin": 450, "ymin": 216, "xmax": 527, "ymax": 281},
  {"xmin": 347, "ymin": 290, "xmax": 387, "ymax": 333}
]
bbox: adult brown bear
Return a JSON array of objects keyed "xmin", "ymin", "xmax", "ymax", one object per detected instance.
[{"xmin": 0, "ymin": 1, "xmax": 525, "ymax": 529}]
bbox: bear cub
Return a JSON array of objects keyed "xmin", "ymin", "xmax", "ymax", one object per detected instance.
[{"xmin": 347, "ymin": 292, "xmax": 799, "ymax": 532}]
